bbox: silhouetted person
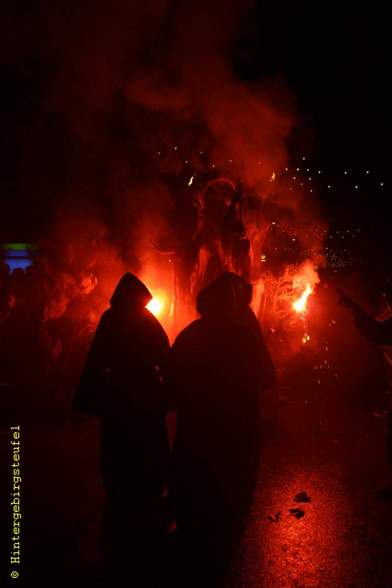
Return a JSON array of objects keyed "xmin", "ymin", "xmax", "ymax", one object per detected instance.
[
  {"xmin": 168, "ymin": 276, "xmax": 265, "ymax": 586},
  {"xmin": 340, "ymin": 288, "xmax": 392, "ymax": 491},
  {"xmin": 73, "ymin": 272, "xmax": 170, "ymax": 585}
]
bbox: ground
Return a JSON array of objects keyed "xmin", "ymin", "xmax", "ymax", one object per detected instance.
[{"xmin": 1, "ymin": 396, "xmax": 392, "ymax": 587}]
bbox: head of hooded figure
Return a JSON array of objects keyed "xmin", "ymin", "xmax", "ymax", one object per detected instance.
[
  {"xmin": 213, "ymin": 272, "xmax": 253, "ymax": 309},
  {"xmin": 196, "ymin": 276, "xmax": 236, "ymax": 320},
  {"xmin": 110, "ymin": 273, "xmax": 152, "ymax": 315}
]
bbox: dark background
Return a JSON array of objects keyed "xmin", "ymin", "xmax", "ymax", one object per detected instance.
[{"xmin": 1, "ymin": 3, "xmax": 390, "ymax": 247}]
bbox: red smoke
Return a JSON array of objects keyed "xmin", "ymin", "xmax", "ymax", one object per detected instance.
[{"xmin": 2, "ymin": 0, "xmax": 326, "ymax": 344}]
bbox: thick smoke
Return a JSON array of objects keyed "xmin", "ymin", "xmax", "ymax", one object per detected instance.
[{"xmin": 2, "ymin": 0, "xmax": 325, "ymax": 334}]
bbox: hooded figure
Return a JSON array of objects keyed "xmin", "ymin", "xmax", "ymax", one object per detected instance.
[
  {"xmin": 168, "ymin": 276, "xmax": 264, "ymax": 585},
  {"xmin": 73, "ymin": 273, "xmax": 170, "ymax": 497}
]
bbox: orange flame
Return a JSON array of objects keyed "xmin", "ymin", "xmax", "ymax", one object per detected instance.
[
  {"xmin": 146, "ymin": 297, "xmax": 164, "ymax": 317},
  {"xmin": 293, "ymin": 284, "xmax": 313, "ymax": 314}
]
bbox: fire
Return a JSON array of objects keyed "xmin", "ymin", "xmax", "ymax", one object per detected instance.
[
  {"xmin": 146, "ymin": 297, "xmax": 164, "ymax": 317},
  {"xmin": 293, "ymin": 284, "xmax": 313, "ymax": 314},
  {"xmin": 302, "ymin": 333, "xmax": 310, "ymax": 344}
]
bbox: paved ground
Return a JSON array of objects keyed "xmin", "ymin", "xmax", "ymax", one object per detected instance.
[
  {"xmin": 1, "ymin": 398, "xmax": 392, "ymax": 587},
  {"xmin": 229, "ymin": 403, "xmax": 392, "ymax": 587}
]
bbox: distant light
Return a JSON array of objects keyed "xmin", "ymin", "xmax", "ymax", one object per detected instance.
[
  {"xmin": 6, "ymin": 259, "xmax": 33, "ymax": 272},
  {"xmin": 380, "ymin": 182, "xmax": 384, "ymax": 187},
  {"xmin": 354, "ymin": 185, "xmax": 359, "ymax": 189},
  {"xmin": 344, "ymin": 171, "xmax": 348, "ymax": 175},
  {"xmin": 327, "ymin": 185, "xmax": 332, "ymax": 189},
  {"xmin": 174, "ymin": 146, "xmax": 178, "ymax": 151},
  {"xmin": 1, "ymin": 243, "xmax": 36, "ymax": 272}
]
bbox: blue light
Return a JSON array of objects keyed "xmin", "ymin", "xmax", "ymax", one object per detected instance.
[{"xmin": 6, "ymin": 258, "xmax": 33, "ymax": 272}]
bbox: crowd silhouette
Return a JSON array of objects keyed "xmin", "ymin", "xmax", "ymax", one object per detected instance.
[
  {"xmin": 0, "ymin": 259, "xmax": 99, "ymax": 424},
  {"xmin": 3, "ymin": 261, "xmax": 392, "ymax": 586}
]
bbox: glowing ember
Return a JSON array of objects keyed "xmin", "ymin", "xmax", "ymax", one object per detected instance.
[
  {"xmin": 146, "ymin": 297, "xmax": 164, "ymax": 317},
  {"xmin": 188, "ymin": 176, "xmax": 194, "ymax": 186},
  {"xmin": 302, "ymin": 333, "xmax": 310, "ymax": 344},
  {"xmin": 293, "ymin": 284, "xmax": 313, "ymax": 314}
]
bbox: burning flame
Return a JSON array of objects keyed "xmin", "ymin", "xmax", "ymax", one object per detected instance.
[
  {"xmin": 293, "ymin": 284, "xmax": 313, "ymax": 314},
  {"xmin": 146, "ymin": 297, "xmax": 164, "ymax": 317}
]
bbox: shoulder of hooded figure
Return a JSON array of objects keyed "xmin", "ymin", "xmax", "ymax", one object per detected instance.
[
  {"xmin": 143, "ymin": 309, "xmax": 170, "ymax": 346},
  {"xmin": 91, "ymin": 308, "xmax": 112, "ymax": 337},
  {"xmin": 235, "ymin": 322, "xmax": 260, "ymax": 345},
  {"xmin": 171, "ymin": 319, "xmax": 203, "ymax": 351},
  {"xmin": 97, "ymin": 307, "xmax": 112, "ymax": 325}
]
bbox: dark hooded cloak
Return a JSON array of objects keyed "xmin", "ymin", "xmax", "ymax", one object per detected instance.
[
  {"xmin": 73, "ymin": 273, "xmax": 170, "ymax": 496},
  {"xmin": 168, "ymin": 276, "xmax": 264, "ymax": 582}
]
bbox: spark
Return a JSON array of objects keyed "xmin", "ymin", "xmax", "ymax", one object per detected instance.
[{"xmin": 187, "ymin": 176, "xmax": 194, "ymax": 186}]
